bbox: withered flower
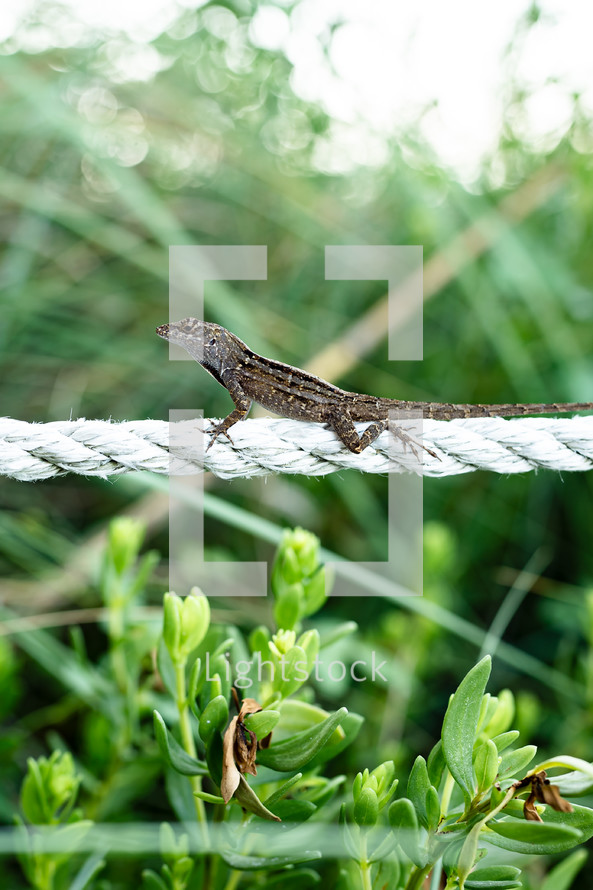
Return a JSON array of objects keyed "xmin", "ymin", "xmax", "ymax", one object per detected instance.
[
  {"xmin": 519, "ymin": 770, "xmax": 574, "ymax": 822},
  {"xmin": 221, "ymin": 695, "xmax": 269, "ymax": 804}
]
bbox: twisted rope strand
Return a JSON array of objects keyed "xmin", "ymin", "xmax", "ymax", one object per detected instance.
[{"xmin": 1, "ymin": 416, "xmax": 592, "ymax": 481}]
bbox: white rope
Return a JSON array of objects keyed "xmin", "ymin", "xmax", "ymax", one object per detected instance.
[{"xmin": 1, "ymin": 415, "xmax": 593, "ymax": 481}]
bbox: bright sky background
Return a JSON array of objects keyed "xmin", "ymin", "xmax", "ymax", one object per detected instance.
[{"xmin": 3, "ymin": 0, "xmax": 593, "ymax": 181}]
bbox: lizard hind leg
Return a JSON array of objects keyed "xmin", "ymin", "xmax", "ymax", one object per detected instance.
[
  {"xmin": 328, "ymin": 409, "xmax": 436, "ymax": 460},
  {"xmin": 328, "ymin": 410, "xmax": 389, "ymax": 453}
]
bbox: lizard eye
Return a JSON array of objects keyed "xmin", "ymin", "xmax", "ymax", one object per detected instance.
[{"xmin": 209, "ymin": 337, "xmax": 216, "ymax": 346}]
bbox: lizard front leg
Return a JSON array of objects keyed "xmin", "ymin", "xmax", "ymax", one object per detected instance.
[{"xmin": 206, "ymin": 373, "xmax": 252, "ymax": 450}]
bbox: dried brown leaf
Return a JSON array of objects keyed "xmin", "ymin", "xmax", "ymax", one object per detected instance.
[
  {"xmin": 235, "ymin": 723, "xmax": 258, "ymax": 777},
  {"xmin": 221, "ymin": 716, "xmax": 241, "ymax": 803},
  {"xmin": 539, "ymin": 780, "xmax": 574, "ymax": 813},
  {"xmin": 523, "ymin": 792, "xmax": 543, "ymax": 822},
  {"xmin": 238, "ymin": 698, "xmax": 262, "ymax": 720}
]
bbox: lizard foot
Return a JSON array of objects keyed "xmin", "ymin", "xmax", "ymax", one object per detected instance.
[
  {"xmin": 388, "ymin": 423, "xmax": 439, "ymax": 462},
  {"xmin": 205, "ymin": 421, "xmax": 235, "ymax": 451}
]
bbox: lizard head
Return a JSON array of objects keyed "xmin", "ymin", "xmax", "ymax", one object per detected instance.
[{"xmin": 156, "ymin": 318, "xmax": 238, "ymax": 374}]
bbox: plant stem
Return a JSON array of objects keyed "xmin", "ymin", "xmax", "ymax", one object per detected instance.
[
  {"xmin": 174, "ymin": 660, "xmax": 208, "ymax": 846},
  {"xmin": 223, "ymin": 869, "xmax": 243, "ymax": 890},
  {"xmin": 359, "ymin": 833, "xmax": 372, "ymax": 890},
  {"xmin": 360, "ymin": 860, "xmax": 373, "ymax": 890},
  {"xmin": 405, "ymin": 864, "xmax": 432, "ymax": 890},
  {"xmin": 440, "ymin": 770, "xmax": 455, "ymax": 817},
  {"xmin": 37, "ymin": 856, "xmax": 56, "ymax": 890},
  {"xmin": 108, "ymin": 596, "xmax": 128, "ymax": 693}
]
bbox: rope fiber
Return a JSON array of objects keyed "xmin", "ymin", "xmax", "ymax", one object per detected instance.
[{"xmin": 1, "ymin": 415, "xmax": 593, "ymax": 481}]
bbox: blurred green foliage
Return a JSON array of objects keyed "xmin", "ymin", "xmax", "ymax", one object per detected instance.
[
  {"xmin": 1, "ymin": 1, "xmax": 593, "ymax": 886},
  {"xmin": 3, "ymin": 520, "xmax": 593, "ymax": 890}
]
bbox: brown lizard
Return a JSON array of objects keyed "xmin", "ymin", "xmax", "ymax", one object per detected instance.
[{"xmin": 156, "ymin": 319, "xmax": 593, "ymax": 454}]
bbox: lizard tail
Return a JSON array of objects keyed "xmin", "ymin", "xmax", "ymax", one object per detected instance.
[{"xmin": 417, "ymin": 401, "xmax": 593, "ymax": 420}]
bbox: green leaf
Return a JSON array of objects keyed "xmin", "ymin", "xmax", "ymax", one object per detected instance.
[
  {"xmin": 257, "ymin": 707, "xmax": 349, "ymax": 771},
  {"xmin": 515, "ymin": 801, "xmax": 593, "ymax": 847},
  {"xmin": 165, "ymin": 769, "xmax": 198, "ymax": 823},
  {"xmin": 354, "ymin": 787, "xmax": 379, "ymax": 827},
  {"xmin": 456, "ymin": 822, "xmax": 482, "ymax": 886},
  {"xmin": 388, "ymin": 797, "xmax": 425, "ymax": 868},
  {"xmin": 427, "ymin": 739, "xmax": 446, "ymax": 789},
  {"xmin": 541, "ymin": 758, "xmax": 593, "ymax": 797},
  {"xmin": 220, "ymin": 849, "xmax": 322, "ymax": 870},
  {"xmin": 340, "ymin": 802, "xmax": 360, "ymax": 858},
  {"xmin": 497, "ymin": 745, "xmax": 536, "ymax": 780},
  {"xmin": 188, "ymin": 656, "xmax": 202, "ymax": 719},
  {"xmin": 302, "ymin": 565, "xmax": 329, "ymax": 617},
  {"xmin": 464, "ymin": 864, "xmax": 522, "ymax": 888},
  {"xmin": 210, "ymin": 636, "xmax": 235, "ymax": 661},
  {"xmin": 21, "ymin": 758, "xmax": 46, "ymax": 823},
  {"xmin": 466, "ymin": 866, "xmax": 521, "ymax": 881},
  {"xmin": 474, "ymin": 740, "xmax": 499, "ymax": 793},
  {"xmin": 46, "ymin": 822, "xmax": 94, "ymax": 861},
  {"xmin": 540, "ymin": 849, "xmax": 588, "ymax": 890},
  {"xmin": 306, "ymin": 712, "xmax": 363, "ymax": 769},
  {"xmin": 201, "ymin": 663, "xmax": 225, "ymax": 705},
  {"xmin": 153, "ymin": 711, "xmax": 208, "ymax": 776},
  {"xmin": 156, "ymin": 637, "xmax": 177, "ymax": 700},
  {"xmin": 275, "ymin": 644, "xmax": 309, "ymax": 697},
  {"xmin": 533, "ymin": 756, "xmax": 593, "ymax": 780},
  {"xmin": 298, "ymin": 629, "xmax": 320, "ymax": 673},
  {"xmin": 426, "ymin": 786, "xmax": 441, "ymax": 832},
  {"xmin": 264, "ymin": 868, "xmax": 321, "ymax": 888},
  {"xmin": 249, "ymin": 625, "xmax": 271, "ymax": 658},
  {"xmin": 198, "ymin": 695, "xmax": 228, "ymax": 744},
  {"xmin": 478, "ymin": 695, "xmax": 496, "ymax": 734},
  {"xmin": 276, "ymin": 699, "xmax": 343, "ymax": 740},
  {"xmin": 270, "ymin": 799, "xmax": 316, "ymax": 822},
  {"xmin": 491, "ymin": 731, "xmax": 520, "ymax": 754},
  {"xmin": 243, "ymin": 709, "xmax": 280, "ymax": 740},
  {"xmin": 319, "ymin": 621, "xmax": 358, "ymax": 650},
  {"xmin": 368, "ymin": 830, "xmax": 398, "ymax": 864},
  {"xmin": 442, "ymin": 656, "xmax": 491, "ymax": 804},
  {"xmin": 466, "ymin": 882, "xmax": 520, "ymax": 888},
  {"xmin": 554, "ymin": 772, "xmax": 593, "ymax": 796},
  {"xmin": 162, "ymin": 593, "xmax": 181, "ymax": 663},
  {"xmin": 205, "ymin": 733, "xmax": 223, "ymax": 787},
  {"xmin": 263, "ymin": 773, "xmax": 303, "ymax": 807},
  {"xmin": 485, "ymin": 820, "xmax": 582, "ymax": 855},
  {"xmin": 371, "ymin": 858, "xmax": 401, "ymax": 888},
  {"xmin": 68, "ymin": 851, "xmax": 105, "ymax": 890},
  {"xmin": 480, "ymin": 689, "xmax": 515, "ymax": 738},
  {"xmin": 233, "ymin": 775, "xmax": 281, "ymax": 821},
  {"xmin": 142, "ymin": 871, "xmax": 168, "ymax": 890},
  {"xmin": 274, "ymin": 583, "xmax": 303, "ymax": 630},
  {"xmin": 407, "ymin": 756, "xmax": 431, "ymax": 829}
]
